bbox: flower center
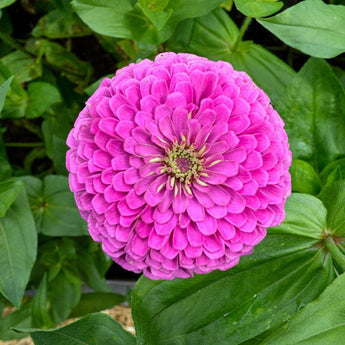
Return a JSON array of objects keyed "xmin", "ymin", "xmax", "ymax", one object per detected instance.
[{"xmin": 163, "ymin": 142, "xmax": 203, "ymax": 185}]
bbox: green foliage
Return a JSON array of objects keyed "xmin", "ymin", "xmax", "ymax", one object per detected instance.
[
  {"xmin": 0, "ymin": 186, "xmax": 37, "ymax": 308},
  {"xmin": 261, "ymin": 272, "xmax": 345, "ymax": 344},
  {"xmin": 258, "ymin": 0, "xmax": 345, "ymax": 58},
  {"xmin": 21, "ymin": 175, "xmax": 87, "ymax": 236},
  {"xmin": 277, "ymin": 58, "xmax": 345, "ymax": 171},
  {"xmin": 15, "ymin": 313, "xmax": 136, "ymax": 345},
  {"xmin": 1, "ymin": 0, "xmax": 345, "ymax": 344},
  {"xmin": 234, "ymin": 0, "xmax": 283, "ymax": 18}
]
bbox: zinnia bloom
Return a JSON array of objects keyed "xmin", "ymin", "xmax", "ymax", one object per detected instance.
[{"xmin": 66, "ymin": 52, "xmax": 291, "ymax": 280}]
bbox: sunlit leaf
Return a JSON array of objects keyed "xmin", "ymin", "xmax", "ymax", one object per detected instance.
[{"xmin": 258, "ymin": 0, "xmax": 345, "ymax": 58}]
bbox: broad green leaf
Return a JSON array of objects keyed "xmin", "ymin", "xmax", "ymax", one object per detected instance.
[
  {"xmin": 333, "ymin": 66, "xmax": 345, "ymax": 89},
  {"xmin": 32, "ymin": 10, "xmax": 92, "ymax": 38},
  {"xmin": 21, "ymin": 175, "xmax": 87, "ymax": 236},
  {"xmin": 227, "ymin": 43, "xmax": 295, "ymax": 104},
  {"xmin": 1, "ymin": 50, "xmax": 42, "ymax": 83},
  {"xmin": 42, "ymin": 105, "xmax": 77, "ymax": 174},
  {"xmin": 0, "ymin": 178, "xmax": 22, "ymax": 217},
  {"xmin": 69, "ymin": 292, "xmax": 126, "ymax": 318},
  {"xmin": 0, "ymin": 75, "xmax": 13, "ymax": 115},
  {"xmin": 26, "ymin": 81, "xmax": 61, "ymax": 118},
  {"xmin": 132, "ymin": 194, "xmax": 333, "ymax": 345},
  {"xmin": 31, "ymin": 274, "xmax": 54, "ymax": 328},
  {"xmin": 72, "ymin": 0, "xmax": 223, "ymax": 44},
  {"xmin": 234, "ymin": 0, "xmax": 283, "ymax": 18},
  {"xmin": 0, "ymin": 301, "xmax": 32, "ymax": 340},
  {"xmin": 0, "ymin": 0, "xmax": 15, "ymax": 9},
  {"xmin": 16, "ymin": 312, "xmax": 136, "ymax": 345},
  {"xmin": 48, "ymin": 269, "xmax": 81, "ymax": 324},
  {"xmin": 258, "ymin": 0, "xmax": 345, "ymax": 58},
  {"xmin": 261, "ymin": 272, "xmax": 345, "ymax": 344},
  {"xmin": 319, "ymin": 180, "xmax": 345, "ymax": 236},
  {"xmin": 0, "ymin": 157, "xmax": 12, "ymax": 179},
  {"xmin": 0, "ymin": 62, "xmax": 27, "ymax": 119},
  {"xmin": 75, "ymin": 239, "xmax": 112, "ymax": 292},
  {"xmin": 277, "ymin": 58, "xmax": 345, "ymax": 171},
  {"xmin": 290, "ymin": 160, "xmax": 321, "ymax": 195},
  {"xmin": 168, "ymin": 8, "xmax": 295, "ymax": 103},
  {"xmin": 137, "ymin": 0, "xmax": 172, "ymax": 31},
  {"xmin": 0, "ymin": 187, "xmax": 37, "ymax": 308},
  {"xmin": 320, "ymin": 158, "xmax": 345, "ymax": 187}
]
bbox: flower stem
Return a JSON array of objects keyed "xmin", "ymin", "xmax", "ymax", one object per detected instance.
[
  {"xmin": 233, "ymin": 17, "xmax": 252, "ymax": 52},
  {"xmin": 325, "ymin": 236, "xmax": 345, "ymax": 273}
]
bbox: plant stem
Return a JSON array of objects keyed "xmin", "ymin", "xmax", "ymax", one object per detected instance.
[
  {"xmin": 325, "ymin": 236, "xmax": 345, "ymax": 273},
  {"xmin": 5, "ymin": 142, "xmax": 44, "ymax": 148},
  {"xmin": 233, "ymin": 17, "xmax": 252, "ymax": 52}
]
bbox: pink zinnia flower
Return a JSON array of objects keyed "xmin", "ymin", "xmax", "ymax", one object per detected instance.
[{"xmin": 66, "ymin": 52, "xmax": 291, "ymax": 280}]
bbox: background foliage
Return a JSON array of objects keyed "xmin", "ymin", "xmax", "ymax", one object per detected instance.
[{"xmin": 1, "ymin": 0, "xmax": 345, "ymax": 344}]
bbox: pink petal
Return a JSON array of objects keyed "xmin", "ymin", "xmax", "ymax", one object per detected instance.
[
  {"xmin": 112, "ymin": 171, "xmax": 131, "ymax": 192},
  {"xmin": 242, "ymin": 151, "xmax": 263, "ymax": 170},
  {"xmin": 208, "ymin": 185, "xmax": 230, "ymax": 206},
  {"xmin": 187, "ymin": 198, "xmax": 205, "ymax": 222},
  {"xmin": 130, "ymin": 235, "xmax": 149, "ymax": 257},
  {"xmin": 186, "ymin": 223, "xmax": 203, "ymax": 247},
  {"xmin": 125, "ymin": 189, "xmax": 145, "ymax": 209},
  {"xmin": 172, "ymin": 190, "xmax": 189, "ymax": 214},
  {"xmin": 166, "ymin": 92, "xmax": 186, "ymax": 109},
  {"xmin": 154, "ymin": 215, "xmax": 177, "ymax": 235},
  {"xmin": 172, "ymin": 226, "xmax": 188, "ymax": 250},
  {"xmin": 116, "ymin": 120, "xmax": 135, "ymax": 138},
  {"xmin": 206, "ymin": 205, "xmax": 227, "ymax": 219},
  {"xmin": 112, "ymin": 154, "xmax": 130, "ymax": 170},
  {"xmin": 227, "ymin": 189, "xmax": 246, "ymax": 213},
  {"xmin": 218, "ymin": 219, "xmax": 236, "ymax": 240}
]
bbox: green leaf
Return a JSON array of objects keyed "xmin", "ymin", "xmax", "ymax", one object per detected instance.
[
  {"xmin": 41, "ymin": 107, "xmax": 72, "ymax": 174},
  {"xmin": 0, "ymin": 300, "xmax": 32, "ymax": 340},
  {"xmin": 257, "ymin": 0, "xmax": 345, "ymax": 58},
  {"xmin": 0, "ymin": 178, "xmax": 22, "ymax": 217},
  {"xmin": 1, "ymin": 50, "xmax": 42, "ymax": 83},
  {"xmin": 75, "ymin": 239, "xmax": 112, "ymax": 292},
  {"xmin": 32, "ymin": 10, "xmax": 92, "ymax": 38},
  {"xmin": 290, "ymin": 160, "xmax": 321, "ymax": 195},
  {"xmin": 227, "ymin": 43, "xmax": 295, "ymax": 104},
  {"xmin": 137, "ymin": 0, "xmax": 172, "ymax": 31},
  {"xmin": 320, "ymin": 158, "xmax": 345, "ymax": 187},
  {"xmin": 69, "ymin": 292, "xmax": 126, "ymax": 318},
  {"xmin": 234, "ymin": 0, "xmax": 283, "ymax": 18},
  {"xmin": 31, "ymin": 274, "xmax": 54, "ymax": 328},
  {"xmin": 0, "ymin": 0, "xmax": 15, "ymax": 9},
  {"xmin": 277, "ymin": 58, "xmax": 345, "ymax": 171},
  {"xmin": 261, "ymin": 272, "xmax": 345, "ymax": 344},
  {"xmin": 72, "ymin": 0, "xmax": 223, "ymax": 44},
  {"xmin": 16, "ymin": 312, "xmax": 136, "ymax": 345},
  {"xmin": 26, "ymin": 81, "xmax": 61, "ymax": 119},
  {"xmin": 48, "ymin": 269, "xmax": 81, "ymax": 324},
  {"xmin": 132, "ymin": 195, "xmax": 333, "ymax": 345},
  {"xmin": 319, "ymin": 180, "xmax": 345, "ymax": 236},
  {"xmin": 0, "ymin": 75, "xmax": 13, "ymax": 115},
  {"xmin": 0, "ymin": 157, "xmax": 12, "ymax": 179},
  {"xmin": 21, "ymin": 175, "xmax": 88, "ymax": 236},
  {"xmin": 25, "ymin": 39, "xmax": 92, "ymax": 91},
  {"xmin": 0, "ymin": 62, "xmax": 27, "ymax": 119},
  {"xmin": 168, "ymin": 8, "xmax": 295, "ymax": 103},
  {"xmin": 0, "ymin": 186, "xmax": 37, "ymax": 308}
]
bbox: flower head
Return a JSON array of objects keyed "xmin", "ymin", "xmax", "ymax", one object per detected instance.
[{"xmin": 66, "ymin": 52, "xmax": 291, "ymax": 280}]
